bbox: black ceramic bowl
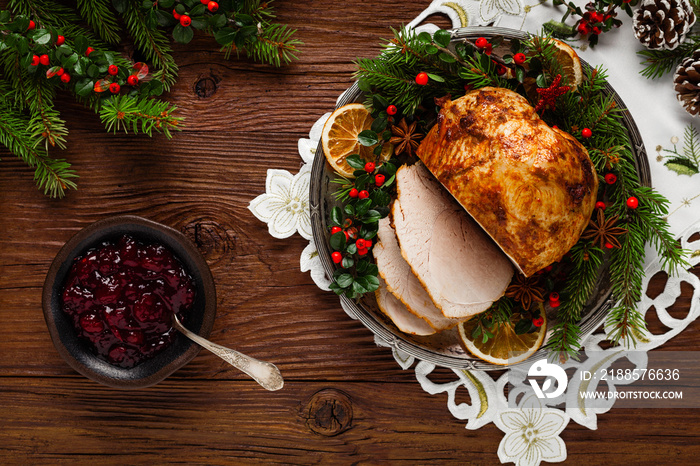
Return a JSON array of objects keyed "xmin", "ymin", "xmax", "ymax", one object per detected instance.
[{"xmin": 42, "ymin": 215, "xmax": 217, "ymax": 389}]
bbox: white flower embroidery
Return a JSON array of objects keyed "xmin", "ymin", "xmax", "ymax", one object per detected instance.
[
  {"xmin": 300, "ymin": 238, "xmax": 332, "ymax": 291},
  {"xmin": 248, "ymin": 164, "xmax": 312, "ymax": 240},
  {"xmin": 495, "ymin": 395, "xmax": 568, "ymax": 466},
  {"xmin": 480, "ymin": 0, "xmax": 523, "ymax": 23},
  {"xmin": 298, "ymin": 112, "xmax": 330, "ymax": 164}
]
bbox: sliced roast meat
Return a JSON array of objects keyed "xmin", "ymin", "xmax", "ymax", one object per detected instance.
[
  {"xmin": 392, "ymin": 163, "xmax": 514, "ymax": 318},
  {"xmin": 374, "ymin": 217, "xmax": 460, "ymax": 331},
  {"xmin": 375, "ymin": 277, "xmax": 435, "ymax": 335}
]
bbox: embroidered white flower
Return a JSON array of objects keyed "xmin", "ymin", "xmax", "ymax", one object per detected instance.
[
  {"xmin": 248, "ymin": 164, "xmax": 312, "ymax": 240},
  {"xmin": 298, "ymin": 112, "xmax": 330, "ymax": 164},
  {"xmin": 300, "ymin": 238, "xmax": 332, "ymax": 291},
  {"xmin": 480, "ymin": 0, "xmax": 523, "ymax": 22},
  {"xmin": 495, "ymin": 395, "xmax": 568, "ymax": 466}
]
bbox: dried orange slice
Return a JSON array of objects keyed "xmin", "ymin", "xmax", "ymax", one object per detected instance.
[
  {"xmin": 457, "ymin": 311, "xmax": 546, "ymax": 365},
  {"xmin": 551, "ymin": 39, "xmax": 583, "ymax": 90},
  {"xmin": 321, "ymin": 103, "xmax": 376, "ymax": 177}
]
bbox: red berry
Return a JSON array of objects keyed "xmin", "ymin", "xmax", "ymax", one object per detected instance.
[
  {"xmin": 56, "ymin": 67, "xmax": 64, "ymax": 76},
  {"xmin": 592, "ymin": 26, "xmax": 602, "ymax": 35},
  {"xmin": 173, "ymin": 9, "xmax": 182, "ymax": 19},
  {"xmin": 549, "ymin": 292, "xmax": 559, "ymax": 303},
  {"xmin": 331, "ymin": 226, "xmax": 342, "ymax": 235},
  {"xmin": 495, "ymin": 64, "xmax": 507, "ymax": 76},
  {"xmin": 28, "ymin": 20, "xmax": 36, "ymax": 30},
  {"xmin": 85, "ymin": 46, "xmax": 94, "ymax": 56},
  {"xmin": 358, "ymin": 190, "xmax": 369, "ymax": 199},
  {"xmin": 39, "ymin": 54, "xmax": 49, "ymax": 66},
  {"xmin": 513, "ymin": 53, "xmax": 526, "ymax": 65},
  {"xmin": 356, "ymin": 239, "xmax": 366, "ymax": 249},
  {"xmin": 626, "ymin": 196, "xmax": 639, "ymax": 209},
  {"xmin": 348, "ymin": 188, "xmax": 359, "ymax": 198},
  {"xmin": 365, "ymin": 239, "xmax": 372, "ymax": 248},
  {"xmin": 605, "ymin": 242, "xmax": 614, "ymax": 249},
  {"xmin": 109, "ymin": 82, "xmax": 120, "ymax": 93},
  {"xmin": 180, "ymin": 15, "xmax": 192, "ymax": 27},
  {"xmin": 592, "ymin": 12, "xmax": 604, "ymax": 23},
  {"xmin": 364, "ymin": 162, "xmax": 375, "ymax": 173},
  {"xmin": 577, "ymin": 21, "xmax": 591, "ymax": 35},
  {"xmin": 331, "ymin": 252, "xmax": 342, "ymax": 264},
  {"xmin": 344, "ymin": 230, "xmax": 351, "ymax": 241},
  {"xmin": 60, "ymin": 73, "xmax": 70, "ymax": 83},
  {"xmin": 581, "ymin": 128, "xmax": 592, "ymax": 138},
  {"xmin": 387, "ymin": 104, "xmax": 397, "ymax": 115},
  {"xmin": 604, "ymin": 173, "xmax": 617, "ymax": 184},
  {"xmin": 56, "ymin": 35, "xmax": 65, "ymax": 46},
  {"xmin": 31, "ymin": 55, "xmax": 40, "ymax": 66},
  {"xmin": 415, "ymin": 72, "xmax": 429, "ymax": 86},
  {"xmin": 532, "ymin": 316, "xmax": 545, "ymax": 327},
  {"xmin": 208, "ymin": 1, "xmax": 219, "ymax": 12},
  {"xmin": 595, "ymin": 201, "xmax": 606, "ymax": 210},
  {"xmin": 357, "ymin": 247, "xmax": 368, "ymax": 256},
  {"xmin": 201, "ymin": 0, "xmax": 210, "ymax": 3},
  {"xmin": 375, "ymin": 174, "xmax": 385, "ymax": 186},
  {"xmin": 474, "ymin": 37, "xmax": 488, "ymax": 48},
  {"xmin": 108, "ymin": 64, "xmax": 118, "ymax": 75},
  {"xmin": 127, "ymin": 75, "xmax": 139, "ymax": 86}
]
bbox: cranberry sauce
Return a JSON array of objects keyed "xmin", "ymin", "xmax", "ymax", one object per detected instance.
[{"xmin": 61, "ymin": 235, "xmax": 196, "ymax": 368}]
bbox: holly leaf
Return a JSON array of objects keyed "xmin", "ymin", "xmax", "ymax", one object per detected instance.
[
  {"xmin": 346, "ymin": 154, "xmax": 365, "ymax": 170},
  {"xmin": 515, "ymin": 319, "xmax": 534, "ymax": 335},
  {"xmin": 433, "ymin": 29, "xmax": 451, "ymax": 48},
  {"xmin": 330, "ymin": 206, "xmax": 343, "ymax": 226},
  {"xmin": 336, "ymin": 273, "xmax": 354, "ymax": 289},
  {"xmin": 357, "ymin": 130, "xmax": 378, "ymax": 146},
  {"xmin": 74, "ymin": 78, "xmax": 94, "ymax": 97},
  {"xmin": 214, "ymin": 27, "xmax": 237, "ymax": 45},
  {"xmin": 172, "ymin": 24, "xmax": 194, "ymax": 44},
  {"xmin": 31, "ymin": 29, "xmax": 52, "ymax": 45},
  {"xmin": 426, "ymin": 73, "xmax": 444, "ymax": 83},
  {"xmin": 330, "ymin": 231, "xmax": 347, "ymax": 251}
]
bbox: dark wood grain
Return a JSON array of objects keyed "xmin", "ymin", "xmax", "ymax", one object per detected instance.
[{"xmin": 1, "ymin": 1, "xmax": 699, "ymax": 464}]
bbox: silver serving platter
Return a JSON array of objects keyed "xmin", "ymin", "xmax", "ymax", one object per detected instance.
[{"xmin": 309, "ymin": 27, "xmax": 650, "ymax": 371}]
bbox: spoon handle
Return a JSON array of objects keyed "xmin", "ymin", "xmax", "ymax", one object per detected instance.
[{"xmin": 172, "ymin": 315, "xmax": 284, "ymax": 391}]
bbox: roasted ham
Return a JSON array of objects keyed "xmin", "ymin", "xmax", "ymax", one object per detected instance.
[
  {"xmin": 375, "ymin": 277, "xmax": 435, "ymax": 335},
  {"xmin": 374, "ymin": 217, "xmax": 461, "ymax": 331},
  {"xmin": 417, "ymin": 87, "xmax": 598, "ymax": 276},
  {"xmin": 392, "ymin": 164, "xmax": 514, "ymax": 319}
]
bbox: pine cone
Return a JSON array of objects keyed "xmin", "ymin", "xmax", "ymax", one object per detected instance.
[
  {"xmin": 633, "ymin": 0, "xmax": 696, "ymax": 50},
  {"xmin": 674, "ymin": 50, "xmax": 700, "ymax": 115}
]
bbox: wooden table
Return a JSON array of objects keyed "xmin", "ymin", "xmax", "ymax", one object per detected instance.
[{"xmin": 2, "ymin": 1, "xmax": 699, "ymax": 464}]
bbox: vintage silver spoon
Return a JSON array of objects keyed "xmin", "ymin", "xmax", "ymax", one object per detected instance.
[{"xmin": 172, "ymin": 314, "xmax": 284, "ymax": 391}]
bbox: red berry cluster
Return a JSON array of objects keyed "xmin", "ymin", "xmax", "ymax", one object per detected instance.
[
  {"xmin": 175, "ymin": 1, "xmax": 219, "ymax": 26},
  {"xmin": 474, "ymin": 37, "xmax": 492, "ymax": 55},
  {"xmin": 330, "ymin": 224, "xmax": 374, "ymax": 264},
  {"xmin": 577, "ymin": 10, "xmax": 608, "ymax": 36}
]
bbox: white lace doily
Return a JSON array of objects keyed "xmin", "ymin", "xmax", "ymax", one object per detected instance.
[{"xmin": 249, "ymin": 2, "xmax": 700, "ymax": 464}]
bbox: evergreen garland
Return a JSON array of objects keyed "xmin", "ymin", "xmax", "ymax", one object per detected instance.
[
  {"xmin": 0, "ymin": 0, "xmax": 301, "ymax": 197},
  {"xmin": 334, "ymin": 28, "xmax": 688, "ymax": 359}
]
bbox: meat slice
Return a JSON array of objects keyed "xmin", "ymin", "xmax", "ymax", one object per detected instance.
[
  {"xmin": 374, "ymin": 217, "xmax": 461, "ymax": 331},
  {"xmin": 417, "ymin": 87, "xmax": 598, "ymax": 276},
  {"xmin": 375, "ymin": 278, "xmax": 435, "ymax": 335},
  {"xmin": 392, "ymin": 163, "xmax": 513, "ymax": 318}
]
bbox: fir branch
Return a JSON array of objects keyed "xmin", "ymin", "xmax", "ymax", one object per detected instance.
[
  {"xmin": 246, "ymin": 23, "xmax": 301, "ymax": 67},
  {"xmin": 24, "ymin": 77, "xmax": 68, "ymax": 150},
  {"xmin": 0, "ymin": 99, "xmax": 76, "ymax": 197},
  {"xmin": 76, "ymin": 0, "xmax": 121, "ymax": 44},
  {"xmin": 638, "ymin": 35, "xmax": 700, "ymax": 79},
  {"xmin": 99, "ymin": 95, "xmax": 181, "ymax": 138},
  {"xmin": 546, "ymin": 244, "xmax": 602, "ymax": 354},
  {"xmin": 121, "ymin": 0, "xmax": 178, "ymax": 90}
]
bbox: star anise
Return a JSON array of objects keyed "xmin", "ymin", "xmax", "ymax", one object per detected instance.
[
  {"xmin": 535, "ymin": 74, "xmax": 570, "ymax": 113},
  {"xmin": 389, "ymin": 118, "xmax": 424, "ymax": 157},
  {"xmin": 505, "ymin": 274, "xmax": 546, "ymax": 311},
  {"xmin": 580, "ymin": 208, "xmax": 627, "ymax": 249}
]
